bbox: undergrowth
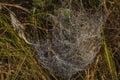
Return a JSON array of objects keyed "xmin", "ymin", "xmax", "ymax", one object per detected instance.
[{"xmin": 0, "ymin": 0, "xmax": 119, "ymax": 80}]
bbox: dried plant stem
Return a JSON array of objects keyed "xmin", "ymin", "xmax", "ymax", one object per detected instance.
[{"xmin": 0, "ymin": 3, "xmax": 30, "ymax": 13}]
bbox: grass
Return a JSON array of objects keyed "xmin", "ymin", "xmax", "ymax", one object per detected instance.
[
  {"xmin": 0, "ymin": 13, "xmax": 56, "ymax": 80},
  {"xmin": 0, "ymin": 0, "xmax": 120, "ymax": 80},
  {"xmin": 101, "ymin": 25, "xmax": 118, "ymax": 80}
]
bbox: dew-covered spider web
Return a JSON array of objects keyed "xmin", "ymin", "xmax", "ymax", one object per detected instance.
[
  {"xmin": 32, "ymin": 8, "xmax": 103, "ymax": 78},
  {"xmin": 10, "ymin": 4, "xmax": 104, "ymax": 79}
]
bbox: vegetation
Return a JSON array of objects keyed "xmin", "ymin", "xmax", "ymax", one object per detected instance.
[{"xmin": 0, "ymin": 0, "xmax": 119, "ymax": 80}]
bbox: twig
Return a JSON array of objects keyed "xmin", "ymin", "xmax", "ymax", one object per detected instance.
[{"xmin": 0, "ymin": 3, "xmax": 30, "ymax": 13}]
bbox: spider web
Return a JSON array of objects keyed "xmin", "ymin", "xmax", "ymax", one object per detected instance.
[{"xmin": 34, "ymin": 8, "xmax": 103, "ymax": 78}]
